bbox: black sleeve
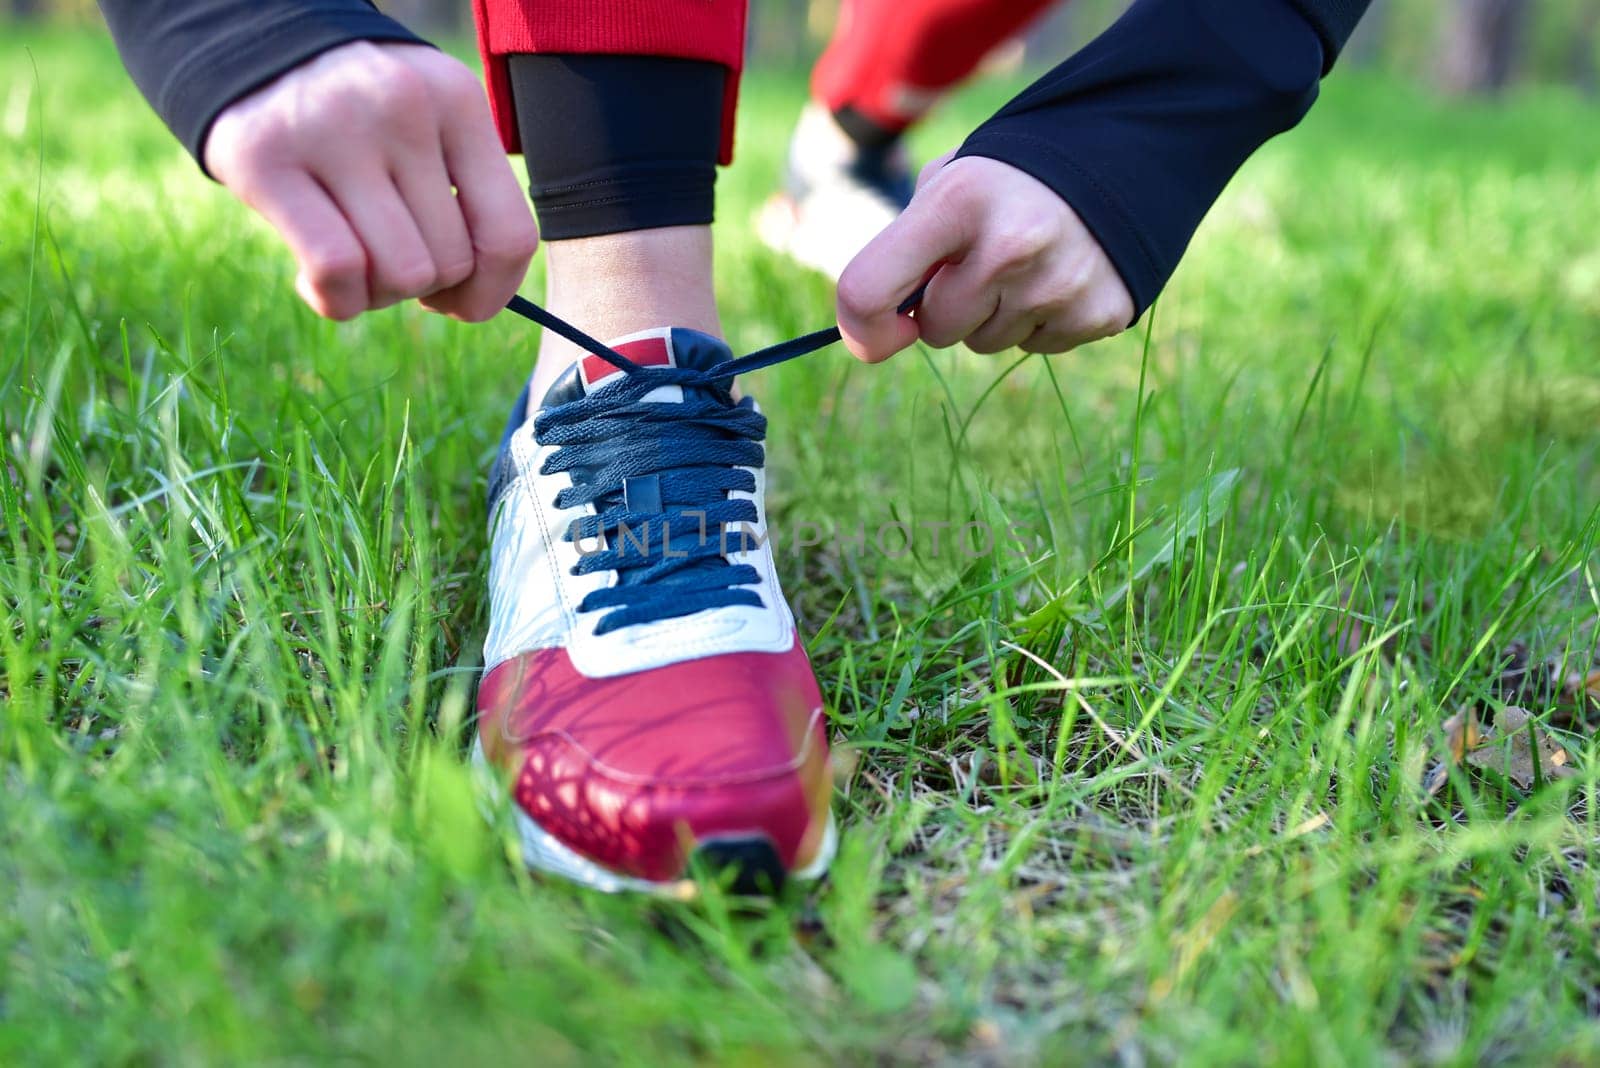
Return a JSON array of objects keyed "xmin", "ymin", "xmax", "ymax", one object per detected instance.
[
  {"xmin": 1286, "ymin": 0, "xmax": 1370, "ymax": 72},
  {"xmin": 956, "ymin": 0, "xmax": 1370, "ymax": 319},
  {"xmin": 98, "ymin": 0, "xmax": 429, "ymax": 174}
]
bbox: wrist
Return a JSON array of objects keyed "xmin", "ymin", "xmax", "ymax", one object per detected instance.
[{"xmin": 958, "ymin": 0, "xmax": 1327, "ymax": 317}]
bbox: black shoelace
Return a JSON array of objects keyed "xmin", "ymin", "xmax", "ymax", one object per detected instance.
[
  {"xmin": 502, "ymin": 291, "xmax": 923, "ymax": 379},
  {"xmin": 498, "ymin": 290, "xmax": 920, "ymax": 633}
]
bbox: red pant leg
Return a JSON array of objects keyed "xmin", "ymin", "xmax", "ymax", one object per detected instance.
[
  {"xmin": 812, "ymin": 0, "xmax": 1059, "ymax": 131},
  {"xmin": 473, "ymin": 0, "xmax": 748, "ymax": 163}
]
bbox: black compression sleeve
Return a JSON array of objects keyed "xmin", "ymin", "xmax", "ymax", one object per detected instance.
[
  {"xmin": 957, "ymin": 0, "xmax": 1370, "ymax": 319},
  {"xmin": 98, "ymin": 0, "xmax": 428, "ymax": 173},
  {"xmin": 508, "ymin": 55, "xmax": 725, "ymax": 240}
]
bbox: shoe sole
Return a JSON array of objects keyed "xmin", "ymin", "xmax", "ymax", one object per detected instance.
[{"xmin": 470, "ymin": 736, "xmax": 836, "ymax": 899}]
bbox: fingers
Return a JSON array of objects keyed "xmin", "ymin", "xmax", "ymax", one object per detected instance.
[
  {"xmin": 242, "ymin": 169, "xmax": 370, "ymax": 320},
  {"xmin": 391, "ymin": 146, "xmax": 475, "ymax": 296},
  {"xmin": 915, "ymin": 259, "xmax": 1002, "ymax": 350},
  {"xmin": 424, "ymin": 84, "xmax": 540, "ymax": 322},
  {"xmin": 841, "ymin": 156, "xmax": 1139, "ymax": 363},
  {"xmin": 203, "ymin": 41, "xmax": 534, "ymax": 324},
  {"xmin": 1014, "ymin": 278, "xmax": 1132, "ymax": 354},
  {"xmin": 323, "ymin": 169, "xmax": 437, "ymax": 309},
  {"xmin": 1021, "ymin": 324, "xmax": 1077, "ymax": 354},
  {"xmin": 965, "ymin": 306, "xmax": 1040, "ymax": 355},
  {"xmin": 836, "ymin": 178, "xmax": 975, "ymax": 363}
]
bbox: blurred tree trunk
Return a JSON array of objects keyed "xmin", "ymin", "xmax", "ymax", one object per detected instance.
[
  {"xmin": 380, "ymin": 0, "xmax": 462, "ymax": 34},
  {"xmin": 1436, "ymin": 0, "xmax": 1534, "ymax": 94},
  {"xmin": 1342, "ymin": 0, "xmax": 1390, "ymax": 68},
  {"xmin": 750, "ymin": 0, "xmax": 814, "ymax": 64}
]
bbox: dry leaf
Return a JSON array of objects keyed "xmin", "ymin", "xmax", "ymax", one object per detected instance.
[
  {"xmin": 1424, "ymin": 707, "xmax": 1482, "ymax": 797},
  {"xmin": 829, "ymin": 744, "xmax": 860, "ymax": 782},
  {"xmin": 1463, "ymin": 706, "xmax": 1578, "ymax": 789},
  {"xmin": 1424, "ymin": 705, "xmax": 1578, "ymax": 796},
  {"xmin": 1444, "ymin": 707, "xmax": 1483, "ymax": 762}
]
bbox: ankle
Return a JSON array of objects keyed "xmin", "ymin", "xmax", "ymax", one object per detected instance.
[
  {"xmin": 530, "ymin": 225, "xmax": 720, "ymax": 398},
  {"xmin": 827, "ymin": 103, "xmax": 904, "ymax": 154},
  {"xmin": 789, "ymin": 103, "xmax": 910, "ymax": 192}
]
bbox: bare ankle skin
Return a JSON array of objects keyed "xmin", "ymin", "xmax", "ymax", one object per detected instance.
[{"xmin": 529, "ymin": 225, "xmax": 721, "ymax": 399}]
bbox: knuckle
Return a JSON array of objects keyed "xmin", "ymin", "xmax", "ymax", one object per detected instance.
[
  {"xmin": 436, "ymin": 65, "xmax": 486, "ymax": 110},
  {"xmin": 214, "ymin": 117, "xmax": 291, "ymax": 175},
  {"xmin": 378, "ymin": 67, "xmax": 433, "ymax": 124},
  {"xmin": 1106, "ymin": 291, "xmax": 1136, "ymax": 333},
  {"xmin": 1059, "ymin": 252, "xmax": 1100, "ymax": 298},
  {"xmin": 435, "ymin": 256, "xmax": 474, "ymax": 289},
  {"xmin": 478, "ymin": 221, "xmax": 539, "ymax": 266},
  {"xmin": 305, "ymin": 244, "xmax": 366, "ymax": 288},
  {"xmin": 203, "ymin": 120, "xmax": 247, "ymax": 171},
  {"xmin": 990, "ymin": 220, "xmax": 1055, "ymax": 270},
  {"xmin": 1077, "ymin": 289, "xmax": 1132, "ymax": 340},
  {"xmin": 378, "ymin": 258, "xmax": 438, "ymax": 296},
  {"xmin": 1090, "ymin": 310, "xmax": 1126, "ymax": 340},
  {"xmin": 1089, "ymin": 306, "xmax": 1122, "ymax": 338},
  {"xmin": 311, "ymin": 89, "xmax": 362, "ymax": 130},
  {"xmin": 224, "ymin": 141, "xmax": 270, "ymax": 177},
  {"xmin": 214, "ymin": 160, "xmax": 263, "ymax": 202}
]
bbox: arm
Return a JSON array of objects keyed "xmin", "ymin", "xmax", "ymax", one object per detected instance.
[
  {"xmin": 837, "ymin": 0, "xmax": 1370, "ymax": 361},
  {"xmin": 99, "ymin": 0, "xmax": 425, "ymax": 169},
  {"xmin": 99, "ymin": 1, "xmax": 538, "ymax": 321}
]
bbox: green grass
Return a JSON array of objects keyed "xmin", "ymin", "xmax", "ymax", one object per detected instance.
[{"xmin": 6, "ymin": 25, "xmax": 1600, "ymax": 1065}]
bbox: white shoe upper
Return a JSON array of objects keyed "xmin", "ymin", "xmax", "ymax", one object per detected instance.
[{"xmin": 480, "ymin": 327, "xmax": 799, "ymax": 680}]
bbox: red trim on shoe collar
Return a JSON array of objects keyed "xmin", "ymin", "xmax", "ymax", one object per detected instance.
[{"xmin": 580, "ymin": 329, "xmax": 676, "ymax": 393}]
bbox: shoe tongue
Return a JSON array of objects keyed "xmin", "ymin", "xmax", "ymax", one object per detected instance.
[
  {"xmin": 538, "ymin": 328, "xmax": 732, "ymax": 409},
  {"xmin": 530, "ymin": 328, "xmax": 743, "ymax": 595}
]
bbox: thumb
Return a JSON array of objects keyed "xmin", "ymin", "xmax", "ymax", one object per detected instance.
[{"xmin": 836, "ymin": 177, "xmax": 974, "ymax": 363}]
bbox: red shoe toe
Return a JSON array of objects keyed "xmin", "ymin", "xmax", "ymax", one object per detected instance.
[{"xmin": 478, "ymin": 642, "xmax": 832, "ymax": 883}]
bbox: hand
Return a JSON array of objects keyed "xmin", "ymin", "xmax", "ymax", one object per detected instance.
[
  {"xmin": 205, "ymin": 41, "xmax": 538, "ymax": 322},
  {"xmin": 836, "ymin": 153, "xmax": 1134, "ymax": 362}
]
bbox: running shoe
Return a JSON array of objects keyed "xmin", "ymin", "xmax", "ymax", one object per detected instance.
[
  {"xmin": 473, "ymin": 325, "xmax": 836, "ymax": 895},
  {"xmin": 757, "ymin": 103, "xmax": 915, "ymax": 281}
]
